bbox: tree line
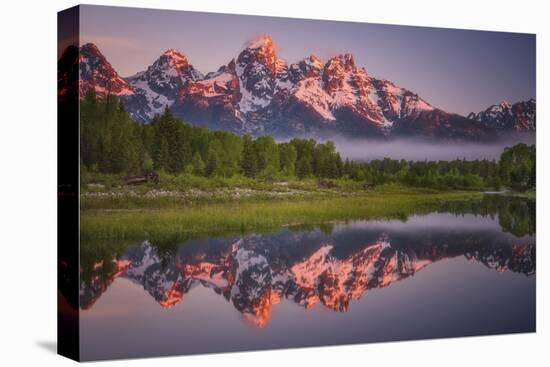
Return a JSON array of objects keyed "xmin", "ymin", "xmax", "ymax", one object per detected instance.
[{"xmin": 80, "ymin": 91, "xmax": 535, "ymax": 191}]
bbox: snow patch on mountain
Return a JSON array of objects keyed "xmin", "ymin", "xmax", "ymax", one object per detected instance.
[
  {"xmin": 235, "ymin": 62, "xmax": 272, "ymax": 113},
  {"xmin": 75, "ymin": 39, "xmax": 531, "ymax": 138},
  {"xmin": 194, "ymin": 71, "xmax": 234, "ymax": 97},
  {"xmin": 330, "ymin": 72, "xmax": 357, "ymax": 108},
  {"xmin": 125, "ymin": 48, "xmax": 203, "ymax": 120},
  {"xmin": 468, "ymin": 99, "xmax": 536, "ymax": 131},
  {"xmin": 293, "ymin": 78, "xmax": 335, "ymax": 120},
  {"xmin": 129, "ymin": 77, "xmax": 172, "ymax": 118}
]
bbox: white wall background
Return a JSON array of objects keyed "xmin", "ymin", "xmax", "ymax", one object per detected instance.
[{"xmin": 0, "ymin": 0, "xmax": 547, "ymax": 365}]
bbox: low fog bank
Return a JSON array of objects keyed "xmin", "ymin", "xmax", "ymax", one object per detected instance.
[{"xmin": 333, "ymin": 134, "xmax": 535, "ymax": 162}]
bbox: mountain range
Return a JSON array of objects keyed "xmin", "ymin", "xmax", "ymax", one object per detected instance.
[
  {"xmin": 66, "ymin": 35, "xmax": 536, "ymax": 140},
  {"xmin": 79, "ymin": 228, "xmax": 535, "ymax": 328}
]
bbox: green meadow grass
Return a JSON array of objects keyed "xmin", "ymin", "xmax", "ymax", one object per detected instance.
[{"xmin": 80, "ymin": 185, "xmax": 482, "ymax": 241}]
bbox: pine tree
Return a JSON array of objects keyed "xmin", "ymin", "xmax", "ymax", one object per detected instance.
[
  {"xmin": 279, "ymin": 143, "xmax": 297, "ymax": 176},
  {"xmin": 240, "ymin": 135, "xmax": 258, "ymax": 177},
  {"xmin": 191, "ymin": 152, "xmax": 206, "ymax": 176},
  {"xmin": 205, "ymin": 140, "xmax": 223, "ymax": 177},
  {"xmin": 154, "ymin": 136, "xmax": 170, "ymax": 171},
  {"xmin": 296, "ymin": 156, "xmax": 313, "ymax": 179},
  {"xmin": 205, "ymin": 151, "xmax": 218, "ymax": 177}
]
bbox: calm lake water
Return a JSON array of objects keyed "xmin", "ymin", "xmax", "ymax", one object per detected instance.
[{"xmin": 78, "ymin": 196, "xmax": 536, "ymax": 361}]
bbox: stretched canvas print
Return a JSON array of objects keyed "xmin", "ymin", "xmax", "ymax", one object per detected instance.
[{"xmin": 58, "ymin": 4, "xmax": 536, "ymax": 362}]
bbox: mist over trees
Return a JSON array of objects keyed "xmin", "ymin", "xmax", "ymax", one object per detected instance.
[{"xmin": 79, "ymin": 92, "xmax": 536, "ymax": 191}]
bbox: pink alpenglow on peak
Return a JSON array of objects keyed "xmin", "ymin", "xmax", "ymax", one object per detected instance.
[
  {"xmin": 245, "ymin": 34, "xmax": 275, "ymax": 50},
  {"xmin": 72, "ymin": 37, "xmax": 535, "ymax": 139}
]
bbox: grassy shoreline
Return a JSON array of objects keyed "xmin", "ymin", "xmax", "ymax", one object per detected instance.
[
  {"xmin": 81, "ymin": 185, "xmax": 483, "ymax": 240},
  {"xmin": 81, "ymin": 176, "xmax": 374, "ymax": 210}
]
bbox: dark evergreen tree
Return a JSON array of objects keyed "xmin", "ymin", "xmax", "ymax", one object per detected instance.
[
  {"xmin": 240, "ymin": 135, "xmax": 258, "ymax": 177},
  {"xmin": 190, "ymin": 151, "xmax": 205, "ymax": 176},
  {"xmin": 296, "ymin": 156, "xmax": 313, "ymax": 179}
]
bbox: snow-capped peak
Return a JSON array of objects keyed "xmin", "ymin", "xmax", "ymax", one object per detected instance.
[
  {"xmin": 123, "ymin": 48, "xmax": 203, "ymax": 121},
  {"xmin": 158, "ymin": 48, "xmax": 195, "ymax": 75},
  {"xmin": 75, "ymin": 38, "xmax": 532, "ymax": 138},
  {"xmin": 163, "ymin": 48, "xmax": 186, "ymax": 58},
  {"xmin": 81, "ymin": 42, "xmax": 101, "ymax": 55},
  {"xmin": 289, "ymin": 55, "xmax": 324, "ymax": 82},
  {"xmin": 148, "ymin": 48, "xmax": 202, "ymax": 80},
  {"xmin": 78, "ymin": 42, "xmax": 134, "ymax": 97},
  {"xmin": 234, "ymin": 34, "xmax": 285, "ymax": 115},
  {"xmin": 304, "ymin": 54, "xmax": 323, "ymax": 69},
  {"xmin": 325, "ymin": 53, "xmax": 356, "ymax": 72},
  {"xmin": 499, "ymin": 100, "xmax": 512, "ymax": 109},
  {"xmin": 469, "ymin": 99, "xmax": 536, "ymax": 132}
]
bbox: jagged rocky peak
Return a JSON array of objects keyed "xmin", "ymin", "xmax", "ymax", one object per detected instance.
[
  {"xmin": 325, "ymin": 53, "xmax": 357, "ymax": 74},
  {"xmin": 129, "ymin": 47, "xmax": 203, "ymax": 90},
  {"xmin": 468, "ymin": 99, "xmax": 536, "ymax": 131},
  {"xmin": 236, "ymin": 34, "xmax": 284, "ymax": 79},
  {"xmin": 79, "ymin": 44, "xmax": 104, "ymax": 77},
  {"xmin": 289, "ymin": 54, "xmax": 324, "ymax": 81},
  {"xmin": 305, "ymin": 54, "xmax": 323, "ymax": 68},
  {"xmin": 156, "ymin": 48, "xmax": 191, "ymax": 74},
  {"xmin": 162, "ymin": 48, "xmax": 188, "ymax": 62},
  {"xmin": 323, "ymin": 53, "xmax": 362, "ymax": 94},
  {"xmin": 499, "ymin": 100, "xmax": 512, "ymax": 109},
  {"xmin": 123, "ymin": 48, "xmax": 204, "ymax": 122},
  {"xmin": 147, "ymin": 48, "xmax": 203, "ymax": 82},
  {"xmin": 80, "ymin": 42, "xmax": 100, "ymax": 57},
  {"xmin": 78, "ymin": 42, "xmax": 134, "ymax": 97},
  {"xmin": 245, "ymin": 34, "xmax": 274, "ymax": 49},
  {"xmin": 75, "ymin": 39, "xmax": 534, "ymax": 139},
  {"xmin": 234, "ymin": 34, "xmax": 289, "ymax": 114},
  {"xmin": 247, "ymin": 34, "xmax": 274, "ymax": 48}
]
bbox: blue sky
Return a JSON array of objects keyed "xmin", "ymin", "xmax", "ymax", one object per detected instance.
[{"xmin": 79, "ymin": 5, "xmax": 535, "ymax": 115}]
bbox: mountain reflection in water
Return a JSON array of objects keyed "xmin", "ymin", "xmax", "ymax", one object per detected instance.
[{"xmin": 79, "ymin": 213, "xmax": 535, "ymax": 328}]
